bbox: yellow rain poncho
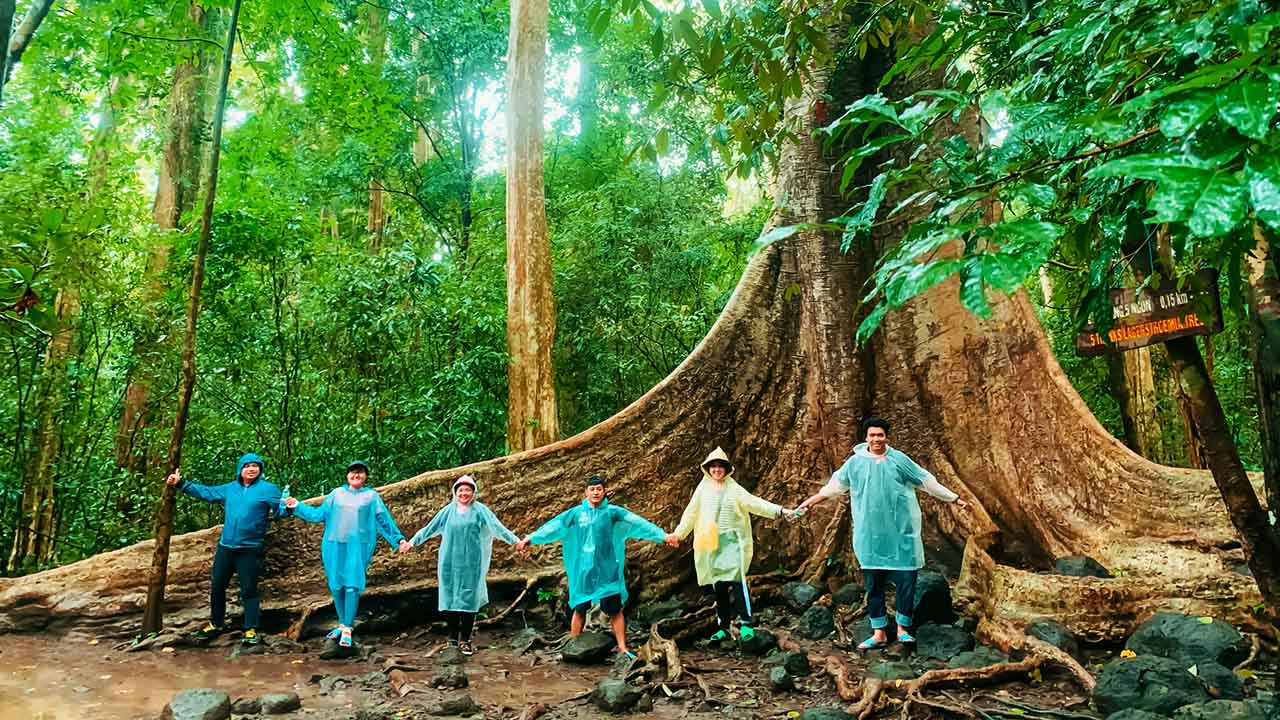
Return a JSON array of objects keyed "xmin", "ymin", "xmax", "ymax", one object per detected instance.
[{"xmin": 673, "ymin": 447, "xmax": 782, "ymax": 586}]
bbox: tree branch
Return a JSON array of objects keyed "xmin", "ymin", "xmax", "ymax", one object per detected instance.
[{"xmin": 116, "ymin": 29, "xmax": 223, "ymax": 51}]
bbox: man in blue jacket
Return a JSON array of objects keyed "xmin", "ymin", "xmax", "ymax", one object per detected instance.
[{"xmin": 166, "ymin": 453, "xmax": 282, "ymax": 645}]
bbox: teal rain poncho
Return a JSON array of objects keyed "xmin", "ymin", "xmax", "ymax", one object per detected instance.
[
  {"xmin": 822, "ymin": 443, "xmax": 947, "ymax": 571},
  {"xmin": 528, "ymin": 498, "xmax": 666, "ymax": 608},
  {"xmin": 409, "ymin": 476, "xmax": 519, "ymax": 613},
  {"xmin": 288, "ymin": 485, "xmax": 405, "ymax": 592}
]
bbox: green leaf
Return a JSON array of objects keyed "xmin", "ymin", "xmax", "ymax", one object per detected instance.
[
  {"xmin": 754, "ymin": 224, "xmax": 801, "ymax": 251},
  {"xmin": 1091, "ymin": 153, "xmax": 1211, "ymax": 180},
  {"xmin": 1217, "ymin": 76, "xmax": 1279, "ymax": 141},
  {"xmin": 1197, "ymin": 616, "xmax": 1214, "ymax": 624},
  {"xmin": 856, "ymin": 302, "xmax": 889, "ymax": 344},
  {"xmin": 1160, "ymin": 92, "xmax": 1217, "ymax": 138},
  {"xmin": 1247, "ymin": 154, "xmax": 1280, "ymax": 232},
  {"xmin": 700, "ymin": 0, "xmax": 722, "ymax": 20},
  {"xmin": 41, "ymin": 209, "xmax": 65, "ymax": 233},
  {"xmin": 654, "ymin": 128, "xmax": 670, "ymax": 156}
]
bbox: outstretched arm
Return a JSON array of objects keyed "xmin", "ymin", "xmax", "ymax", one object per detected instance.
[
  {"xmin": 481, "ymin": 506, "xmax": 520, "ymax": 546},
  {"xmin": 286, "ymin": 492, "xmax": 332, "ymax": 523},
  {"xmin": 409, "ymin": 505, "xmax": 451, "ymax": 547},
  {"xmin": 519, "ymin": 510, "xmax": 569, "ymax": 550},
  {"xmin": 796, "ymin": 464, "xmax": 851, "ymax": 513},
  {"xmin": 373, "ymin": 495, "xmax": 409, "ymax": 551},
  {"xmin": 614, "ymin": 506, "xmax": 667, "ymax": 544},
  {"xmin": 167, "ymin": 469, "xmax": 229, "ymax": 504},
  {"xmin": 672, "ymin": 486, "xmax": 701, "ymax": 541}
]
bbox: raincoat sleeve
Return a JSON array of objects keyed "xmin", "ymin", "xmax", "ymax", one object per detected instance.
[
  {"xmin": 819, "ymin": 459, "xmax": 853, "ymax": 497},
  {"xmin": 893, "ymin": 451, "xmax": 929, "ymax": 487},
  {"xmin": 409, "ymin": 504, "xmax": 451, "ymax": 547},
  {"xmin": 612, "ymin": 506, "xmax": 667, "ymax": 543},
  {"xmin": 528, "ymin": 508, "xmax": 572, "ymax": 545},
  {"xmin": 673, "ymin": 485, "xmax": 702, "ymax": 540},
  {"xmin": 179, "ymin": 480, "xmax": 230, "ymax": 504},
  {"xmin": 288, "ymin": 491, "xmax": 334, "ymax": 524},
  {"xmin": 738, "ymin": 487, "xmax": 783, "ymax": 519},
  {"xmin": 481, "ymin": 506, "xmax": 520, "ymax": 545},
  {"xmin": 372, "ymin": 494, "xmax": 406, "ymax": 546}
]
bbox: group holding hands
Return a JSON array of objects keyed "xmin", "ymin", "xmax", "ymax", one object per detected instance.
[{"xmin": 167, "ymin": 415, "xmax": 966, "ymax": 658}]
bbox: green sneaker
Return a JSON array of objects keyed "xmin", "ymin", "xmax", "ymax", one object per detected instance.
[
  {"xmin": 739, "ymin": 626, "xmax": 756, "ymax": 642},
  {"xmin": 709, "ymin": 629, "xmax": 728, "ymax": 642},
  {"xmin": 194, "ymin": 622, "xmax": 225, "ymax": 642}
]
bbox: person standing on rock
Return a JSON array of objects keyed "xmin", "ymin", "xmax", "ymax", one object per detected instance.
[
  {"xmin": 673, "ymin": 446, "xmax": 795, "ymax": 643},
  {"xmin": 282, "ymin": 460, "xmax": 411, "ymax": 650},
  {"xmin": 165, "ymin": 453, "xmax": 283, "ymax": 646},
  {"xmin": 514, "ymin": 475, "xmax": 678, "ymax": 659},
  {"xmin": 793, "ymin": 417, "xmax": 966, "ymax": 649},
  {"xmin": 407, "ymin": 474, "xmax": 519, "ymax": 656}
]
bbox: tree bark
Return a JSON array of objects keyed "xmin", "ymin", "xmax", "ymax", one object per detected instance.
[
  {"xmin": 115, "ymin": 2, "xmax": 210, "ymax": 478},
  {"xmin": 0, "ymin": 0, "xmax": 16, "ymax": 106},
  {"xmin": 1247, "ymin": 225, "xmax": 1280, "ymax": 519},
  {"xmin": 1, "ymin": 0, "xmax": 54, "ymax": 93},
  {"xmin": 141, "ymin": 0, "xmax": 240, "ymax": 635},
  {"xmin": 505, "ymin": 0, "xmax": 559, "ymax": 452},
  {"xmin": 1105, "ymin": 347, "xmax": 1162, "ymax": 459},
  {"xmin": 7, "ymin": 288, "xmax": 77, "ymax": 573},
  {"xmin": 0, "ymin": 15, "xmax": 1268, "ymax": 643},
  {"xmin": 365, "ymin": 4, "xmax": 387, "ymax": 251}
]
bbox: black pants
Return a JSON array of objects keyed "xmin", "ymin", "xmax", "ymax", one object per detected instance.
[
  {"xmin": 573, "ymin": 593, "xmax": 623, "ymax": 618},
  {"xmin": 210, "ymin": 544, "xmax": 264, "ymax": 630},
  {"xmin": 864, "ymin": 568, "xmax": 917, "ymax": 631},
  {"xmin": 713, "ymin": 580, "xmax": 752, "ymax": 630},
  {"xmin": 444, "ymin": 611, "xmax": 475, "ymax": 642}
]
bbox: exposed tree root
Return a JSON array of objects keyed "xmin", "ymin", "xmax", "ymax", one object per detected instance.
[
  {"xmin": 1236, "ymin": 634, "xmax": 1261, "ymax": 672},
  {"xmin": 477, "ymin": 574, "xmax": 549, "ymax": 628},
  {"xmin": 516, "ymin": 689, "xmax": 592, "ymax": 720},
  {"xmin": 976, "ymin": 618, "xmax": 1096, "ymax": 693}
]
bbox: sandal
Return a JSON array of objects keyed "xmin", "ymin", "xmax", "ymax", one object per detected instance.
[
  {"xmin": 857, "ymin": 636, "xmax": 887, "ymax": 651},
  {"xmin": 739, "ymin": 626, "xmax": 756, "ymax": 642},
  {"xmin": 709, "ymin": 629, "xmax": 728, "ymax": 642},
  {"xmin": 897, "ymin": 630, "xmax": 916, "ymax": 644}
]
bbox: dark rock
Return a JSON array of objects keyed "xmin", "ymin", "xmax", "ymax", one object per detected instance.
[
  {"xmin": 796, "ymin": 605, "xmax": 835, "ymax": 640},
  {"xmin": 510, "ymin": 627, "xmax": 542, "ymax": 651},
  {"xmin": 429, "ymin": 691, "xmax": 480, "ymax": 716},
  {"xmin": 1126, "ymin": 613, "xmax": 1249, "ymax": 667},
  {"xmin": 913, "ymin": 571, "xmax": 956, "ymax": 626},
  {"xmin": 1173, "ymin": 700, "xmax": 1271, "ymax": 720},
  {"xmin": 1027, "ymin": 618, "xmax": 1080, "ymax": 659},
  {"xmin": 317, "ymin": 676, "xmax": 348, "ymax": 694},
  {"xmin": 161, "ymin": 689, "xmax": 232, "ymax": 720},
  {"xmin": 257, "ymin": 692, "xmax": 301, "ymax": 714},
  {"xmin": 230, "ymin": 697, "xmax": 260, "ymax": 715},
  {"xmin": 802, "ymin": 707, "xmax": 855, "ymax": 720},
  {"xmin": 1094, "ymin": 655, "xmax": 1210, "ymax": 716},
  {"xmin": 562, "ymin": 631, "xmax": 615, "ymax": 664},
  {"xmin": 1106, "ymin": 711, "xmax": 1168, "ymax": 720},
  {"xmin": 947, "ymin": 646, "xmax": 1007, "ymax": 669},
  {"xmin": 592, "ymin": 678, "xmax": 642, "ymax": 713},
  {"xmin": 318, "ymin": 638, "xmax": 358, "ymax": 661},
  {"xmin": 868, "ymin": 661, "xmax": 917, "ymax": 680},
  {"xmin": 437, "ymin": 647, "xmax": 467, "ymax": 665},
  {"xmin": 635, "ymin": 598, "xmax": 685, "ymax": 624},
  {"xmin": 636, "ymin": 693, "xmax": 654, "ymax": 713},
  {"xmin": 916, "ymin": 623, "xmax": 974, "ymax": 661},
  {"xmin": 833, "ymin": 583, "xmax": 863, "ymax": 607},
  {"xmin": 782, "ymin": 582, "xmax": 822, "ymax": 612},
  {"xmin": 955, "ymin": 616, "xmax": 979, "ymax": 633},
  {"xmin": 1055, "ymin": 555, "xmax": 1112, "ymax": 578},
  {"xmin": 431, "ymin": 666, "xmax": 469, "ymax": 689},
  {"xmin": 769, "ymin": 666, "xmax": 796, "ymax": 691},
  {"xmin": 782, "ymin": 651, "xmax": 811, "ymax": 676},
  {"xmin": 1196, "ymin": 662, "xmax": 1244, "ymax": 701},
  {"xmin": 228, "ymin": 642, "xmax": 266, "ymax": 658},
  {"xmin": 738, "ymin": 628, "xmax": 778, "ymax": 656}
]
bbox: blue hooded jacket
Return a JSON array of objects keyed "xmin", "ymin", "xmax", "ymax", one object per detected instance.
[{"xmin": 179, "ymin": 453, "xmax": 282, "ymax": 549}]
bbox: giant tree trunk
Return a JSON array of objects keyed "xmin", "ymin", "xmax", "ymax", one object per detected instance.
[
  {"xmin": 115, "ymin": 2, "xmax": 210, "ymax": 478},
  {"xmin": 505, "ymin": 0, "xmax": 559, "ymax": 452},
  {"xmin": 1248, "ymin": 226, "xmax": 1280, "ymax": 516},
  {"xmin": 0, "ymin": 20, "xmax": 1266, "ymax": 643},
  {"xmin": 6, "ymin": 287, "xmax": 78, "ymax": 573},
  {"xmin": 141, "ymin": 0, "xmax": 240, "ymax": 634},
  {"xmin": 1105, "ymin": 347, "xmax": 1162, "ymax": 459}
]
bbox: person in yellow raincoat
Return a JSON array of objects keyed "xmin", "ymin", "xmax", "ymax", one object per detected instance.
[{"xmin": 673, "ymin": 447, "xmax": 795, "ymax": 642}]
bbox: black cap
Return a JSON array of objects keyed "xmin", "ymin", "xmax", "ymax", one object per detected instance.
[
  {"xmin": 585, "ymin": 474, "xmax": 606, "ymax": 487},
  {"xmin": 346, "ymin": 460, "xmax": 370, "ymax": 474}
]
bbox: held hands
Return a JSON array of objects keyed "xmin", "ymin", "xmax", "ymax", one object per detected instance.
[
  {"xmin": 954, "ymin": 498, "xmax": 969, "ymax": 509},
  {"xmin": 515, "ymin": 538, "xmax": 531, "ymax": 552},
  {"xmin": 663, "ymin": 533, "xmax": 680, "ymax": 548},
  {"xmin": 165, "ymin": 469, "xmax": 182, "ymax": 486},
  {"xmin": 397, "ymin": 539, "xmax": 412, "ymax": 554},
  {"xmin": 284, "ymin": 497, "xmax": 299, "ymax": 509}
]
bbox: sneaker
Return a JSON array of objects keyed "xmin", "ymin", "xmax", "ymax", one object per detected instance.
[
  {"xmin": 709, "ymin": 629, "xmax": 728, "ymax": 642},
  {"xmin": 459, "ymin": 640, "xmax": 475, "ymax": 656},
  {"xmin": 325, "ymin": 626, "xmax": 343, "ymax": 641},
  {"xmin": 739, "ymin": 626, "xmax": 756, "ymax": 642},
  {"xmin": 241, "ymin": 629, "xmax": 261, "ymax": 646},
  {"xmin": 194, "ymin": 623, "xmax": 225, "ymax": 641},
  {"xmin": 339, "ymin": 627, "xmax": 353, "ymax": 648}
]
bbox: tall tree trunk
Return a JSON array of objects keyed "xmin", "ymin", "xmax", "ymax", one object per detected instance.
[
  {"xmin": 1105, "ymin": 348, "xmax": 1162, "ymax": 459},
  {"xmin": 365, "ymin": 4, "xmax": 387, "ymax": 251},
  {"xmin": 1, "ymin": 0, "xmax": 55, "ymax": 96},
  {"xmin": 4, "ymin": 14, "xmax": 1272, "ymax": 642},
  {"xmin": 1248, "ymin": 225, "xmax": 1280, "ymax": 517},
  {"xmin": 115, "ymin": 2, "xmax": 210, "ymax": 478},
  {"xmin": 505, "ymin": 0, "xmax": 559, "ymax": 452},
  {"xmin": 0, "ymin": 0, "xmax": 15, "ymax": 107},
  {"xmin": 576, "ymin": 33, "xmax": 598, "ymax": 148},
  {"xmin": 141, "ymin": 0, "xmax": 240, "ymax": 635},
  {"xmin": 7, "ymin": 288, "xmax": 78, "ymax": 573}
]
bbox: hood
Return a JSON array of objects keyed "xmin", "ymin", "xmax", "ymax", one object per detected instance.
[
  {"xmin": 700, "ymin": 446, "xmax": 735, "ymax": 480},
  {"xmin": 236, "ymin": 453, "xmax": 266, "ymax": 484},
  {"xmin": 452, "ymin": 474, "xmax": 477, "ymax": 502}
]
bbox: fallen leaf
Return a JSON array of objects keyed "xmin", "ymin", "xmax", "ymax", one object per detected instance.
[
  {"xmin": 1198, "ymin": 616, "xmax": 1214, "ymax": 624},
  {"xmin": 1119, "ymin": 649, "xmax": 1137, "ymax": 659},
  {"xmin": 87, "ymin": 639, "xmax": 99, "ymax": 645},
  {"xmin": 291, "ymin": 659, "xmax": 304, "ymax": 665},
  {"xmin": 161, "ymin": 647, "xmax": 176, "ymax": 654},
  {"xmin": 1237, "ymin": 669, "xmax": 1257, "ymax": 680}
]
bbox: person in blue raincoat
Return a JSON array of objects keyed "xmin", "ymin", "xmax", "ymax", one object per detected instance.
[
  {"xmin": 793, "ymin": 417, "xmax": 967, "ymax": 649},
  {"xmin": 282, "ymin": 460, "xmax": 410, "ymax": 649},
  {"xmin": 406, "ymin": 474, "xmax": 518, "ymax": 656},
  {"xmin": 515, "ymin": 475, "xmax": 678, "ymax": 658},
  {"xmin": 165, "ymin": 453, "xmax": 282, "ymax": 646}
]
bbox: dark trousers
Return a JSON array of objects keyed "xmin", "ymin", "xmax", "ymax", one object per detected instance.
[
  {"xmin": 210, "ymin": 545, "xmax": 264, "ymax": 630},
  {"xmin": 864, "ymin": 568, "xmax": 917, "ymax": 631},
  {"xmin": 713, "ymin": 580, "xmax": 753, "ymax": 630},
  {"xmin": 444, "ymin": 611, "xmax": 476, "ymax": 642}
]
